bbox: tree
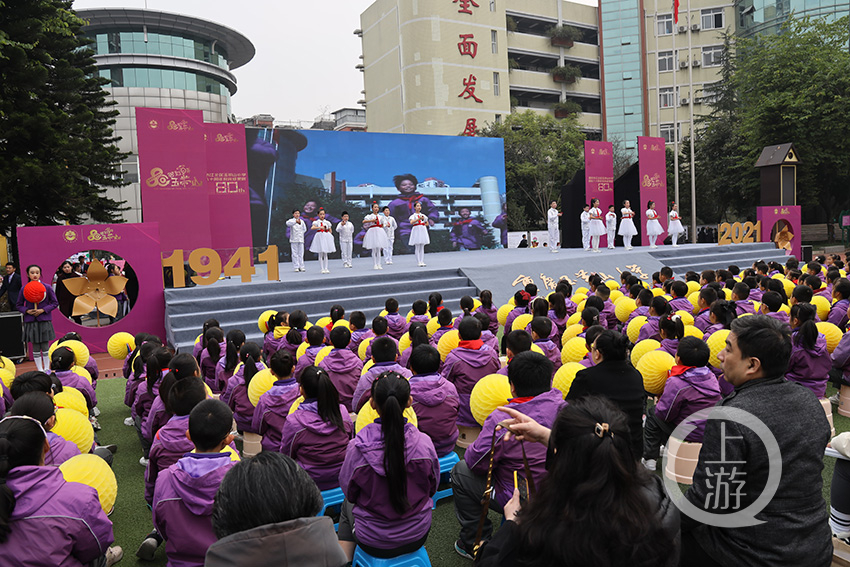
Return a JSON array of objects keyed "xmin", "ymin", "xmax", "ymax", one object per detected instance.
[
  {"xmin": 0, "ymin": 0, "xmax": 128, "ymax": 262},
  {"xmin": 478, "ymin": 111, "xmax": 584, "ymax": 230}
]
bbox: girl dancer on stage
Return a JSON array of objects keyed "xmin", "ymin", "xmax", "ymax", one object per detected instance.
[
  {"xmin": 409, "ymin": 201, "xmax": 430, "ymax": 267},
  {"xmin": 363, "ymin": 202, "xmax": 389, "ymax": 270},
  {"xmin": 310, "ymin": 208, "xmax": 335, "ymax": 274},
  {"xmin": 580, "ymin": 205, "xmax": 591, "ymax": 251},
  {"xmin": 381, "ymin": 206, "xmax": 398, "ymax": 265},
  {"xmin": 667, "ymin": 202, "xmax": 684, "ymax": 247},
  {"xmin": 336, "ymin": 211, "xmax": 354, "ymax": 268},
  {"xmin": 547, "ymin": 201, "xmax": 562, "ymax": 253},
  {"xmin": 588, "ymin": 198, "xmax": 606, "ymax": 253},
  {"xmin": 285, "ymin": 210, "xmax": 307, "ymax": 272},
  {"xmin": 646, "ymin": 200, "xmax": 664, "ymax": 248},
  {"xmin": 618, "ymin": 200, "xmax": 638, "ymax": 250},
  {"xmin": 605, "ymin": 205, "xmax": 617, "ymax": 250}
]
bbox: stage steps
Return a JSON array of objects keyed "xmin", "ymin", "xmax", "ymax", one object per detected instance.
[
  {"xmin": 164, "ymin": 268, "xmax": 479, "ymax": 352},
  {"xmin": 648, "ymin": 243, "xmax": 790, "ymax": 278}
]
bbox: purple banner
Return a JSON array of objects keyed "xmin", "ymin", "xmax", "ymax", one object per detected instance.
[
  {"xmin": 638, "ymin": 136, "xmax": 668, "ymax": 246},
  {"xmin": 205, "ymin": 124, "xmax": 252, "ymax": 256},
  {"xmin": 757, "ymin": 205, "xmax": 801, "ymax": 260},
  {"xmin": 585, "ymin": 140, "xmax": 614, "ymax": 246}
]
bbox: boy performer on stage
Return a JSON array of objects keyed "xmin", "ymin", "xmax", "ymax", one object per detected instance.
[
  {"xmin": 547, "ymin": 201, "xmax": 562, "ymax": 253},
  {"xmin": 605, "ymin": 205, "xmax": 617, "ymax": 250},
  {"xmin": 285, "ymin": 209, "xmax": 307, "ymax": 272},
  {"xmin": 580, "ymin": 204, "xmax": 591, "ymax": 251}
]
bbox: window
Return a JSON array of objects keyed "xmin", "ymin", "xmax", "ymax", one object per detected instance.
[
  {"xmin": 659, "ymin": 87, "xmax": 677, "ymax": 108},
  {"xmin": 493, "ymin": 72, "xmax": 501, "ymax": 96},
  {"xmin": 491, "ymin": 30, "xmax": 498, "ymax": 53},
  {"xmin": 658, "ymin": 50, "xmax": 674, "ymax": 72},
  {"xmin": 702, "ymin": 45, "xmax": 723, "ymax": 67},
  {"xmin": 657, "ymin": 14, "xmax": 673, "ymax": 35},
  {"xmin": 700, "ymin": 83, "xmax": 721, "ymax": 104},
  {"xmin": 701, "ymin": 8, "xmax": 724, "ymax": 30},
  {"xmin": 495, "ymin": 114, "xmax": 502, "ymax": 124},
  {"xmin": 660, "ymin": 123, "xmax": 680, "ymax": 144},
  {"xmin": 490, "ymin": 0, "xmax": 496, "ymax": 11}
]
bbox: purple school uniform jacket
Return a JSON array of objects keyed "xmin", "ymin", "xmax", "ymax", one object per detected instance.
[
  {"xmin": 465, "ymin": 389, "xmax": 566, "ymax": 507},
  {"xmin": 734, "ymin": 299, "xmax": 756, "ymax": 316},
  {"xmin": 133, "ymin": 379, "xmax": 161, "ymax": 425},
  {"xmin": 125, "ymin": 371, "xmax": 144, "ymax": 410},
  {"xmin": 657, "ymin": 338, "xmax": 679, "ymax": 357},
  {"xmin": 547, "ymin": 310, "xmax": 570, "ymax": 336},
  {"xmin": 694, "ymin": 309, "xmax": 711, "ymax": 332},
  {"xmin": 143, "ymin": 396, "xmax": 171, "ymax": 444},
  {"xmin": 199, "ymin": 343, "xmax": 224, "ymax": 390},
  {"xmin": 626, "ymin": 305, "xmax": 650, "ymax": 326},
  {"xmin": 749, "ymin": 288, "xmax": 764, "ymax": 302},
  {"xmin": 83, "ymin": 357, "xmax": 99, "ymax": 387},
  {"xmin": 339, "ymin": 421, "xmax": 438, "ymax": 551},
  {"xmin": 410, "ymin": 373, "xmax": 460, "ymax": 456},
  {"xmin": 443, "ymin": 344, "xmax": 501, "ymax": 427},
  {"xmin": 252, "ymin": 378, "xmax": 301, "ymax": 452},
  {"xmin": 481, "ymin": 330, "xmax": 499, "ymax": 352},
  {"xmin": 213, "ymin": 359, "xmax": 237, "ymax": 395},
  {"xmin": 450, "ymin": 218, "xmax": 485, "ymax": 249},
  {"xmin": 654, "ymin": 366, "xmax": 722, "ymax": 442},
  {"xmin": 153, "ymin": 453, "xmax": 235, "ymax": 567},
  {"xmin": 146, "ymin": 415, "xmax": 193, "ymax": 504},
  {"xmin": 352, "ymin": 362, "xmax": 412, "ymax": 412},
  {"xmin": 429, "ymin": 326, "xmax": 453, "ymax": 347},
  {"xmin": 349, "ymin": 328, "xmax": 374, "ymax": 355},
  {"xmin": 16, "ymin": 283, "xmax": 59, "ymax": 323},
  {"xmin": 45, "ymin": 431, "xmax": 81, "ymax": 466},
  {"xmin": 319, "ymin": 348, "xmax": 364, "ymax": 412},
  {"xmin": 637, "ymin": 316, "xmax": 662, "ymax": 342},
  {"xmin": 703, "ymin": 323, "xmax": 725, "ymax": 340},
  {"xmin": 452, "ymin": 312, "xmax": 475, "ymax": 330},
  {"xmin": 54, "ymin": 369, "xmax": 97, "ymax": 408},
  {"xmin": 766, "ymin": 310, "xmax": 790, "ymax": 325},
  {"xmin": 503, "ymin": 307, "xmax": 525, "ymax": 336},
  {"xmin": 223, "ymin": 363, "xmax": 265, "ymax": 433},
  {"xmin": 601, "ymin": 300, "xmax": 619, "ymax": 329},
  {"xmin": 829, "ymin": 298, "xmax": 849, "ymax": 328},
  {"xmin": 385, "ymin": 313, "xmax": 409, "ymax": 340},
  {"xmin": 410, "ymin": 314, "xmax": 431, "ymax": 326},
  {"xmin": 293, "ymin": 345, "xmax": 323, "ymax": 380},
  {"xmin": 5, "ymin": 466, "xmax": 114, "ymax": 567},
  {"xmin": 398, "ymin": 347, "xmax": 413, "ymax": 370},
  {"xmin": 668, "ymin": 297, "xmax": 692, "ymax": 314},
  {"xmin": 524, "ymin": 321, "xmax": 558, "ymax": 341},
  {"xmin": 833, "ymin": 331, "xmax": 850, "ymax": 384},
  {"xmin": 364, "ymin": 335, "xmax": 399, "ymax": 362},
  {"xmin": 533, "ymin": 339, "xmax": 562, "ymax": 373},
  {"xmin": 475, "ymin": 305, "xmax": 499, "ymax": 334},
  {"xmin": 787, "ymin": 332, "xmax": 831, "ymax": 398},
  {"xmin": 280, "ymin": 400, "xmax": 354, "ymax": 490}
]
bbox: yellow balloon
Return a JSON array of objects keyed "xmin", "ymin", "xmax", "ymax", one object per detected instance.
[
  {"xmin": 553, "ymin": 362, "xmax": 585, "ymax": 399},
  {"xmin": 630, "ymin": 339, "xmax": 660, "ymax": 367},
  {"xmin": 54, "ymin": 387, "xmax": 88, "ymax": 417},
  {"xmin": 651, "ymin": 288, "xmax": 664, "ymax": 297},
  {"xmin": 107, "ymin": 332, "xmax": 135, "ymax": 360},
  {"xmin": 361, "ymin": 359, "xmax": 375, "ymax": 375},
  {"xmin": 304, "ymin": 321, "xmax": 313, "ymax": 330},
  {"xmin": 195, "ymin": 334, "xmax": 202, "ymax": 345},
  {"xmin": 615, "ymin": 298, "xmax": 637, "ymax": 323},
  {"xmin": 470, "ymin": 374, "xmax": 513, "ymax": 426},
  {"xmin": 771, "ymin": 273, "xmax": 785, "ymax": 279},
  {"xmin": 687, "ymin": 291, "xmax": 701, "ymax": 315},
  {"xmin": 437, "ymin": 330, "xmax": 460, "ymax": 361},
  {"xmin": 637, "ymin": 350, "xmax": 675, "ymax": 395},
  {"xmin": 314, "ymin": 346, "xmax": 333, "ymax": 366},
  {"xmin": 205, "ymin": 382, "xmax": 214, "ymax": 399},
  {"xmin": 675, "ymin": 310, "xmax": 694, "ymax": 327},
  {"xmin": 605, "ymin": 280, "xmax": 619, "ymax": 290},
  {"xmin": 358, "ymin": 337, "xmax": 374, "ymax": 361},
  {"xmin": 399, "ymin": 332, "xmax": 412, "ymax": 353},
  {"xmin": 567, "ymin": 312, "xmax": 582, "ymax": 326},
  {"xmin": 258, "ymin": 310, "xmax": 278, "ymax": 334},
  {"xmin": 779, "ymin": 304, "xmax": 791, "ymax": 314},
  {"xmin": 751, "ymin": 301, "xmax": 761, "ymax": 313},
  {"xmin": 288, "ymin": 395, "xmax": 305, "ymax": 415},
  {"xmin": 707, "ymin": 329, "xmax": 731, "ymax": 369},
  {"xmin": 247, "ymin": 368, "xmax": 276, "ymax": 407},
  {"xmin": 561, "ymin": 324, "xmax": 584, "ymax": 346},
  {"xmin": 59, "ymin": 454, "xmax": 117, "ymax": 515},
  {"xmin": 627, "ymin": 316, "xmax": 648, "ymax": 343},
  {"xmin": 316, "ymin": 316, "xmax": 332, "ymax": 328},
  {"xmin": 49, "ymin": 340, "xmax": 90, "ymax": 367},
  {"xmin": 511, "ymin": 313, "xmax": 533, "ymax": 332},
  {"xmin": 561, "ymin": 337, "xmax": 589, "ymax": 364},
  {"xmin": 683, "ymin": 325, "xmax": 704, "ymax": 340},
  {"xmin": 215, "ymin": 445, "xmax": 241, "ymax": 462},
  {"xmin": 609, "ymin": 289, "xmax": 624, "ymax": 303},
  {"xmin": 355, "ymin": 402, "xmax": 417, "ymax": 433},
  {"xmin": 426, "ymin": 317, "xmax": 441, "ymax": 337},
  {"xmin": 811, "ymin": 295, "xmax": 831, "ymax": 321},
  {"xmin": 296, "ymin": 342, "xmax": 309, "ymax": 360},
  {"xmin": 53, "ymin": 408, "xmax": 94, "ymax": 455},
  {"xmin": 70, "ymin": 366, "xmax": 92, "ymax": 384},
  {"xmin": 816, "ymin": 322, "xmax": 843, "ymax": 354},
  {"xmin": 686, "ymin": 281, "xmax": 700, "ymax": 295}
]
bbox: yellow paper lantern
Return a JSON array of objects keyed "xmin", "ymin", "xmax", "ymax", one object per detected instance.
[
  {"xmin": 509, "ymin": 296, "xmax": 516, "ymax": 306},
  {"xmin": 59, "ymin": 454, "xmax": 117, "ymax": 514},
  {"xmin": 779, "ymin": 304, "xmax": 791, "ymax": 314},
  {"xmin": 107, "ymin": 332, "xmax": 135, "ymax": 360},
  {"xmin": 771, "ymin": 273, "xmax": 785, "ymax": 279},
  {"xmin": 437, "ymin": 330, "xmax": 461, "ymax": 361},
  {"xmin": 781, "ymin": 279, "xmax": 795, "ymax": 298},
  {"xmin": 54, "ymin": 387, "xmax": 88, "ymax": 417},
  {"xmin": 686, "ymin": 281, "xmax": 700, "ymax": 295},
  {"xmin": 247, "ymin": 368, "xmax": 276, "ymax": 407},
  {"xmin": 296, "ymin": 342, "xmax": 309, "ymax": 360},
  {"xmin": 314, "ymin": 346, "xmax": 333, "ymax": 366},
  {"xmin": 675, "ymin": 310, "xmax": 695, "ymax": 327},
  {"xmin": 627, "ymin": 316, "xmax": 648, "ymax": 343},
  {"xmin": 511, "ymin": 313, "xmax": 533, "ymax": 332},
  {"xmin": 561, "ymin": 337, "xmax": 589, "ymax": 364},
  {"xmin": 630, "ymin": 339, "xmax": 661, "ymax": 367},
  {"xmin": 427, "ymin": 317, "xmax": 441, "ymax": 337},
  {"xmin": 258, "ymin": 310, "xmax": 278, "ymax": 334},
  {"xmin": 406, "ymin": 310, "xmax": 415, "ymax": 323},
  {"xmin": 615, "ymin": 298, "xmax": 637, "ymax": 323},
  {"xmin": 288, "ymin": 395, "xmax": 305, "ymax": 415},
  {"xmin": 195, "ymin": 334, "xmax": 202, "ymax": 346},
  {"xmin": 637, "ymin": 350, "xmax": 675, "ymax": 395},
  {"xmin": 609, "ymin": 289, "xmax": 624, "ymax": 303},
  {"xmin": 361, "ymin": 359, "xmax": 375, "ymax": 375},
  {"xmin": 683, "ymin": 325, "xmax": 704, "ymax": 340},
  {"xmin": 379, "ymin": 309, "xmax": 388, "ymax": 317},
  {"xmin": 816, "ymin": 322, "xmax": 843, "ymax": 354},
  {"xmin": 53, "ymin": 408, "xmax": 94, "ymax": 455},
  {"xmin": 662, "ymin": 295, "xmax": 672, "ymax": 301},
  {"xmin": 315, "ymin": 316, "xmax": 332, "ymax": 329},
  {"xmin": 470, "ymin": 374, "xmax": 513, "ymax": 426},
  {"xmin": 333, "ymin": 319, "xmax": 349, "ymax": 329},
  {"xmin": 553, "ymin": 362, "xmax": 585, "ymax": 399},
  {"xmin": 687, "ymin": 291, "xmax": 701, "ymax": 315},
  {"xmin": 605, "ymin": 280, "xmax": 619, "ymax": 290},
  {"xmin": 707, "ymin": 329, "xmax": 731, "ymax": 369},
  {"xmin": 355, "ymin": 402, "xmax": 417, "ymax": 433},
  {"xmin": 530, "ymin": 343, "xmax": 545, "ymax": 356},
  {"xmin": 304, "ymin": 321, "xmax": 313, "ymax": 330},
  {"xmin": 473, "ymin": 298, "xmax": 482, "ymax": 311},
  {"xmin": 0, "ymin": 356, "xmax": 15, "ymax": 389},
  {"xmin": 567, "ymin": 312, "xmax": 582, "ymax": 326},
  {"xmin": 215, "ymin": 445, "xmax": 241, "ymax": 462},
  {"xmin": 575, "ymin": 287, "xmax": 589, "ymax": 296},
  {"xmin": 811, "ymin": 295, "xmax": 831, "ymax": 321},
  {"xmin": 49, "ymin": 340, "xmax": 90, "ymax": 368},
  {"xmin": 561, "ymin": 324, "xmax": 584, "ymax": 346},
  {"xmin": 576, "ymin": 299, "xmax": 587, "ymax": 313},
  {"xmin": 205, "ymin": 382, "xmax": 214, "ymax": 399},
  {"xmin": 651, "ymin": 288, "xmax": 664, "ymax": 297},
  {"xmin": 399, "ymin": 332, "xmax": 412, "ymax": 353},
  {"xmin": 571, "ymin": 293, "xmax": 587, "ymax": 306},
  {"xmin": 70, "ymin": 366, "xmax": 92, "ymax": 384},
  {"xmin": 358, "ymin": 337, "xmax": 374, "ymax": 361}
]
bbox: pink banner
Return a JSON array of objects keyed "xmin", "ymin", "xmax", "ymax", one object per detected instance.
[
  {"xmin": 638, "ymin": 136, "xmax": 668, "ymax": 246},
  {"xmin": 585, "ymin": 140, "xmax": 615, "ymax": 246},
  {"xmin": 205, "ymin": 124, "xmax": 252, "ymax": 255},
  {"xmin": 757, "ymin": 205, "xmax": 801, "ymax": 260}
]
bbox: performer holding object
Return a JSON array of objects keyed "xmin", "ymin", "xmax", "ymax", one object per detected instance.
[
  {"xmin": 668, "ymin": 202, "xmax": 685, "ymax": 247},
  {"xmin": 618, "ymin": 200, "xmax": 638, "ymax": 250},
  {"xmin": 588, "ymin": 198, "xmax": 606, "ymax": 253},
  {"xmin": 646, "ymin": 200, "xmax": 664, "ymax": 249},
  {"xmin": 336, "ymin": 212, "xmax": 354, "ymax": 268},
  {"xmin": 580, "ymin": 205, "xmax": 591, "ymax": 251},
  {"xmin": 408, "ymin": 202, "xmax": 430, "ymax": 267},
  {"xmin": 285, "ymin": 210, "xmax": 307, "ymax": 272},
  {"xmin": 547, "ymin": 201, "xmax": 562, "ymax": 253},
  {"xmin": 363, "ymin": 202, "xmax": 389, "ymax": 270},
  {"xmin": 605, "ymin": 205, "xmax": 617, "ymax": 250},
  {"xmin": 309, "ymin": 209, "xmax": 335, "ymax": 274}
]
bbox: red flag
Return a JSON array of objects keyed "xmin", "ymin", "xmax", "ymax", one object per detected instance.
[{"xmin": 673, "ymin": 0, "xmax": 680, "ymax": 23}]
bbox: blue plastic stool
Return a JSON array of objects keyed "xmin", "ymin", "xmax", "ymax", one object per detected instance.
[
  {"xmin": 319, "ymin": 487, "xmax": 345, "ymax": 531},
  {"xmin": 352, "ymin": 545, "xmax": 431, "ymax": 567},
  {"xmin": 432, "ymin": 451, "xmax": 460, "ymax": 508}
]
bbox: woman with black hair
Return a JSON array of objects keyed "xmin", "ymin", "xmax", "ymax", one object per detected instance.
[
  {"xmin": 787, "ymin": 303, "xmax": 831, "ymax": 397},
  {"xmin": 337, "ymin": 371, "xmax": 438, "ymax": 560}
]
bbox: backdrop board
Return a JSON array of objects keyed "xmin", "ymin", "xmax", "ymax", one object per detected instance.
[
  {"xmin": 637, "ymin": 137, "xmax": 669, "ymax": 246},
  {"xmin": 585, "ymin": 141, "xmax": 615, "ymax": 247},
  {"xmin": 757, "ymin": 205, "xmax": 802, "ymax": 260}
]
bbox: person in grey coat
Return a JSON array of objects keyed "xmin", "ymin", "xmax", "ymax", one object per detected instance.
[{"xmin": 680, "ymin": 315, "xmax": 832, "ymax": 567}]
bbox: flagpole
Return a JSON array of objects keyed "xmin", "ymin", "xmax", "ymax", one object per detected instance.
[
  {"xmin": 654, "ymin": 0, "xmax": 661, "ymax": 138},
  {"xmin": 686, "ymin": 0, "xmax": 697, "ymax": 242},
  {"xmin": 672, "ymin": 0, "xmax": 680, "ymax": 207}
]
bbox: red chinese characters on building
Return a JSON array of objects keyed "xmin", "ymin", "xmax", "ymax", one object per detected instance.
[
  {"xmin": 457, "ymin": 34, "xmax": 477, "ymax": 58},
  {"xmin": 458, "ymin": 74, "xmax": 483, "ymax": 103},
  {"xmin": 453, "ymin": 0, "xmax": 480, "ymax": 15},
  {"xmin": 461, "ymin": 119, "xmax": 477, "ymax": 136}
]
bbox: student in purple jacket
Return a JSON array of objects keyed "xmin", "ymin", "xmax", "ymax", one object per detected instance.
[
  {"xmin": 409, "ymin": 300, "xmax": 431, "ymax": 326},
  {"xmin": 531, "ymin": 317, "xmax": 561, "ymax": 373},
  {"xmin": 503, "ymin": 291, "xmax": 531, "ymax": 346},
  {"xmin": 252, "ymin": 350, "xmax": 300, "ymax": 453},
  {"xmin": 656, "ymin": 314, "xmax": 684, "ymax": 357},
  {"xmin": 452, "ymin": 351, "xmax": 566, "ymax": 559},
  {"xmin": 832, "ymin": 326, "xmax": 850, "ymax": 394},
  {"xmin": 347, "ymin": 311, "xmax": 373, "ymax": 356},
  {"xmin": 50, "ymin": 346, "xmax": 97, "ymax": 410},
  {"xmin": 193, "ymin": 318, "xmax": 220, "ymax": 362},
  {"xmin": 144, "ymin": 354, "xmax": 199, "ymax": 449},
  {"xmin": 0, "ymin": 414, "xmax": 122, "ymax": 567},
  {"xmin": 703, "ymin": 299, "xmax": 737, "ymax": 340},
  {"xmin": 626, "ymin": 288, "xmax": 654, "ymax": 326},
  {"xmin": 730, "ymin": 282, "xmax": 756, "ymax": 316},
  {"xmin": 293, "ymin": 327, "xmax": 326, "ymax": 381},
  {"xmin": 668, "ymin": 281, "xmax": 692, "ymax": 314},
  {"xmin": 475, "ymin": 312, "xmax": 499, "ymax": 352},
  {"xmin": 759, "ymin": 291, "xmax": 790, "ymax": 325},
  {"xmin": 637, "ymin": 296, "xmax": 670, "ymax": 343},
  {"xmin": 214, "ymin": 330, "xmax": 245, "ymax": 395},
  {"xmin": 830, "ymin": 279, "xmax": 850, "ymax": 328},
  {"xmin": 452, "ymin": 295, "xmax": 476, "ymax": 330},
  {"xmin": 787, "ymin": 303, "xmax": 831, "ymax": 398},
  {"xmin": 444, "ymin": 317, "xmax": 502, "ymax": 428},
  {"xmin": 10, "ymin": 392, "xmax": 80, "ymax": 467},
  {"xmin": 199, "ymin": 327, "xmax": 225, "ymax": 392},
  {"xmin": 319, "ymin": 327, "xmax": 364, "ymax": 412},
  {"xmin": 642, "ymin": 337, "xmax": 722, "ymax": 471},
  {"xmin": 17, "ymin": 264, "xmax": 59, "ymax": 373},
  {"xmin": 352, "ymin": 337, "xmax": 412, "ymax": 412},
  {"xmin": 499, "ymin": 330, "xmax": 532, "ymax": 376},
  {"xmin": 409, "ymin": 345, "xmax": 460, "ymax": 456},
  {"xmin": 339, "ymin": 372, "xmax": 439, "ymax": 560},
  {"xmin": 126, "ymin": 340, "xmax": 161, "ymax": 415},
  {"xmin": 595, "ymin": 286, "xmax": 620, "ymax": 330},
  {"xmin": 222, "ymin": 343, "xmax": 264, "ymax": 434},
  {"xmin": 364, "ymin": 316, "xmax": 398, "ymax": 362},
  {"xmin": 547, "ymin": 292, "xmax": 572, "ymax": 337},
  {"xmin": 384, "ymin": 297, "xmax": 409, "ymax": 340},
  {"xmin": 135, "ymin": 347, "xmax": 173, "ymax": 460},
  {"xmin": 429, "ymin": 308, "xmax": 454, "ymax": 348},
  {"xmin": 524, "ymin": 298, "xmax": 559, "ymax": 340},
  {"xmin": 693, "ymin": 287, "xmax": 717, "ymax": 331},
  {"xmin": 261, "ymin": 312, "xmax": 288, "ymax": 362},
  {"xmin": 398, "ymin": 323, "xmax": 428, "ymax": 370},
  {"xmin": 475, "ymin": 290, "xmax": 499, "ymax": 334},
  {"xmin": 280, "ymin": 366, "xmax": 354, "ymax": 489},
  {"xmin": 578, "ymin": 326, "xmax": 605, "ymax": 368},
  {"xmin": 152, "ymin": 399, "xmax": 237, "ymax": 567}
]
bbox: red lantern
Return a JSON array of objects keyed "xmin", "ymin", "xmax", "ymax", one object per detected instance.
[{"xmin": 23, "ymin": 281, "xmax": 46, "ymax": 304}]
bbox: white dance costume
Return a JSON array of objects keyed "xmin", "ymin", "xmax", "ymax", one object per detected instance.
[
  {"xmin": 588, "ymin": 207, "xmax": 606, "ymax": 252},
  {"xmin": 310, "ymin": 219, "xmax": 335, "ymax": 273},
  {"xmin": 363, "ymin": 213, "xmax": 389, "ymax": 269},
  {"xmin": 408, "ymin": 213, "xmax": 430, "ymax": 266},
  {"xmin": 605, "ymin": 211, "xmax": 617, "ymax": 249},
  {"xmin": 646, "ymin": 209, "xmax": 664, "ymax": 248},
  {"xmin": 580, "ymin": 211, "xmax": 591, "ymax": 250},
  {"xmin": 618, "ymin": 208, "xmax": 637, "ymax": 250},
  {"xmin": 547, "ymin": 207, "xmax": 561, "ymax": 252},
  {"xmin": 382, "ymin": 214, "xmax": 397, "ymax": 264},
  {"xmin": 286, "ymin": 217, "xmax": 307, "ymax": 271},
  {"xmin": 668, "ymin": 210, "xmax": 684, "ymax": 246},
  {"xmin": 336, "ymin": 220, "xmax": 354, "ymax": 268}
]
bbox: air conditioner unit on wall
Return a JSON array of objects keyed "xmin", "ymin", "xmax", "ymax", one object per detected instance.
[
  {"xmin": 692, "ymin": 59, "xmax": 701, "ymax": 67},
  {"xmin": 680, "ymin": 98, "xmax": 689, "ymax": 106},
  {"xmin": 678, "ymin": 25, "xmax": 687, "ymax": 33},
  {"xmin": 693, "ymin": 97, "xmax": 703, "ymax": 104},
  {"xmin": 679, "ymin": 60, "xmax": 689, "ymax": 68},
  {"xmin": 692, "ymin": 24, "xmax": 701, "ymax": 31}
]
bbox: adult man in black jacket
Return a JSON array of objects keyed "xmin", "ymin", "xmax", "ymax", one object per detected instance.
[{"xmin": 0, "ymin": 262, "xmax": 22, "ymax": 308}]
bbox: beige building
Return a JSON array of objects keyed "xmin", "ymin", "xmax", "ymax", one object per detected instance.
[{"xmin": 358, "ymin": 0, "xmax": 603, "ymax": 137}]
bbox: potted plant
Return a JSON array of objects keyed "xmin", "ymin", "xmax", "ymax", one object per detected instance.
[
  {"xmin": 551, "ymin": 65, "xmax": 582, "ymax": 84},
  {"xmin": 508, "ymin": 58, "xmax": 520, "ymax": 71},
  {"xmin": 510, "ymin": 96, "xmax": 519, "ymax": 108},
  {"xmin": 549, "ymin": 25, "xmax": 581, "ymax": 48},
  {"xmin": 553, "ymin": 100, "xmax": 582, "ymax": 118},
  {"xmin": 506, "ymin": 16, "xmax": 517, "ymax": 32}
]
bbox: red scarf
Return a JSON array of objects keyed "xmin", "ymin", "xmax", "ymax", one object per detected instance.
[
  {"xmin": 459, "ymin": 339, "xmax": 483, "ymax": 350},
  {"xmin": 402, "ymin": 193, "xmax": 423, "ymax": 213},
  {"xmin": 509, "ymin": 396, "xmax": 535, "ymax": 404},
  {"xmin": 669, "ymin": 365, "xmax": 695, "ymax": 377},
  {"xmin": 454, "ymin": 218, "xmax": 475, "ymax": 226}
]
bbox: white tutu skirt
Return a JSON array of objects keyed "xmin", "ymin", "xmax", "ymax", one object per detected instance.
[
  {"xmin": 618, "ymin": 219, "xmax": 638, "ymax": 237},
  {"xmin": 647, "ymin": 219, "xmax": 664, "ymax": 236},
  {"xmin": 310, "ymin": 232, "xmax": 336, "ymax": 253},
  {"xmin": 589, "ymin": 220, "xmax": 606, "ymax": 237},
  {"xmin": 668, "ymin": 220, "xmax": 684, "ymax": 235},
  {"xmin": 363, "ymin": 226, "xmax": 389, "ymax": 250},
  {"xmin": 409, "ymin": 225, "xmax": 430, "ymax": 245}
]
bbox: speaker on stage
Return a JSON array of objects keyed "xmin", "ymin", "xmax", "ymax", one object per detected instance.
[{"xmin": 0, "ymin": 312, "xmax": 26, "ymax": 360}]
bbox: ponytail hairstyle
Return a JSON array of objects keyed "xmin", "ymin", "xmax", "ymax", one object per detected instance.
[
  {"xmin": 49, "ymin": 346, "xmax": 75, "ymax": 372},
  {"xmin": 146, "ymin": 347, "xmax": 173, "ymax": 393},
  {"xmin": 286, "ymin": 327, "xmax": 304, "ymax": 347},
  {"xmin": 428, "ymin": 292, "xmax": 443, "ymax": 317},
  {"xmin": 224, "ymin": 329, "xmax": 247, "ymax": 374},
  {"xmin": 659, "ymin": 314, "xmax": 685, "ymax": 340},
  {"xmin": 202, "ymin": 318, "xmax": 220, "ymax": 337},
  {"xmin": 408, "ymin": 323, "xmax": 429, "ymax": 349},
  {"xmin": 159, "ymin": 353, "xmax": 199, "ymax": 412},
  {"xmin": 288, "ymin": 310, "xmax": 308, "ymax": 331},
  {"xmin": 329, "ymin": 304, "xmax": 345, "ymax": 324},
  {"xmin": 479, "ymin": 290, "xmax": 493, "ymax": 310},
  {"xmin": 650, "ymin": 296, "xmax": 670, "ymax": 317},
  {"xmin": 300, "ymin": 367, "xmax": 345, "ymax": 433},
  {"xmin": 371, "ymin": 371, "xmax": 412, "ymax": 514},
  {"xmin": 531, "ymin": 297, "xmax": 548, "ymax": 318},
  {"xmin": 790, "ymin": 303, "xmax": 819, "ymax": 350},
  {"xmin": 204, "ymin": 326, "xmax": 225, "ymax": 362},
  {"xmin": 550, "ymin": 292, "xmax": 568, "ymax": 320},
  {"xmin": 269, "ymin": 349, "xmax": 295, "ymax": 379},
  {"xmin": 580, "ymin": 307, "xmax": 600, "ymax": 329},
  {"xmin": 514, "ymin": 290, "xmax": 531, "ymax": 308},
  {"xmin": 10, "ymin": 392, "xmax": 56, "ymax": 428},
  {"xmin": 459, "ymin": 295, "xmax": 474, "ymax": 316},
  {"xmin": 127, "ymin": 334, "xmax": 161, "ymax": 378},
  {"xmin": 710, "ymin": 300, "xmax": 737, "ymax": 329},
  {"xmin": 266, "ymin": 311, "xmax": 286, "ymax": 334},
  {"xmin": 240, "ymin": 342, "xmax": 262, "ymax": 387},
  {"xmin": 0, "ymin": 416, "xmax": 48, "ymax": 542},
  {"xmin": 133, "ymin": 341, "xmax": 161, "ymax": 382},
  {"xmin": 555, "ymin": 280, "xmax": 573, "ymax": 298}
]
